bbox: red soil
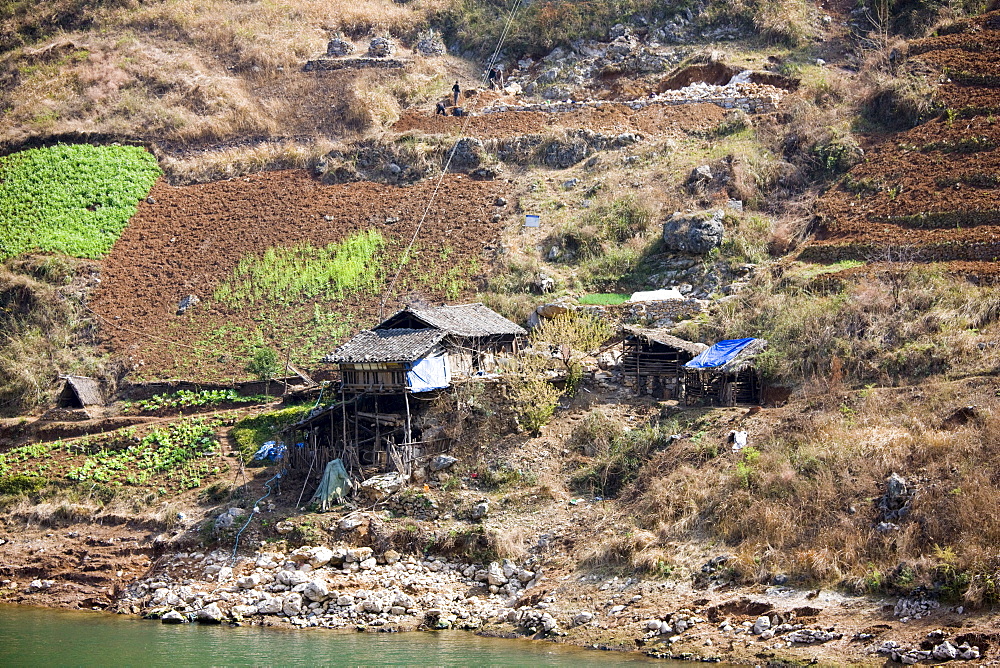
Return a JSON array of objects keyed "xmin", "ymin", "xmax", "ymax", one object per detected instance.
[
  {"xmin": 89, "ymin": 170, "xmax": 509, "ymax": 380},
  {"xmin": 806, "ymin": 10, "xmax": 1000, "ymax": 263},
  {"xmin": 393, "ymin": 101, "xmax": 726, "ymax": 139}
]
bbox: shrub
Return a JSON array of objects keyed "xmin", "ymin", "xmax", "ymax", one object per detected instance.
[
  {"xmin": 860, "ymin": 74, "xmax": 942, "ymax": 130},
  {"xmin": 0, "ymin": 474, "xmax": 47, "ymax": 496},
  {"xmin": 589, "ymin": 195, "xmax": 654, "ymax": 243},
  {"xmin": 574, "ymin": 421, "xmax": 681, "ymax": 497},
  {"xmin": 503, "ymin": 354, "xmax": 561, "ymax": 435},
  {"xmin": 230, "ymin": 404, "xmax": 313, "ymax": 462},
  {"xmin": 245, "ymin": 346, "xmax": 280, "ymax": 382}
]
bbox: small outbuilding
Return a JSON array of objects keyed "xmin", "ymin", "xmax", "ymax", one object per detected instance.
[
  {"xmin": 57, "ymin": 375, "xmax": 105, "ymax": 409},
  {"xmin": 621, "ymin": 327, "xmax": 707, "ymax": 400},
  {"xmin": 682, "ymin": 337, "xmax": 767, "ymax": 406}
]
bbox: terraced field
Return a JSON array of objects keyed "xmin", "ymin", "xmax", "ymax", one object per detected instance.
[{"xmin": 805, "ymin": 9, "xmax": 1000, "ymax": 271}]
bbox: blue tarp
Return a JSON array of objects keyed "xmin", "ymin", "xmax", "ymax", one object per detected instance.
[
  {"xmin": 684, "ymin": 338, "xmax": 758, "ymax": 369},
  {"xmin": 406, "ymin": 355, "xmax": 451, "ymax": 392},
  {"xmin": 252, "ymin": 440, "xmax": 287, "ymax": 462}
]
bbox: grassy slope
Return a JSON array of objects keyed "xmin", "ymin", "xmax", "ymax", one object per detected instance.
[{"xmin": 2, "ymin": 0, "xmax": 999, "ymax": 610}]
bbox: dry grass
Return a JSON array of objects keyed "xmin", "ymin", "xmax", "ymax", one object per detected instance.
[
  {"xmin": 0, "ymin": 257, "xmax": 104, "ymax": 415},
  {"xmin": 159, "ymin": 138, "xmax": 338, "ymax": 184},
  {"xmin": 0, "ymin": 0, "xmax": 457, "ymax": 153},
  {"xmin": 613, "ymin": 383, "xmax": 1000, "ymax": 604}
]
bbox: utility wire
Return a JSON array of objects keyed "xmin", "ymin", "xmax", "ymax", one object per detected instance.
[{"xmin": 378, "ymin": 0, "xmax": 525, "ymax": 318}]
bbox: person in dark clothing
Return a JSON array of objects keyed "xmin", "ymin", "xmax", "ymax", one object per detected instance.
[
  {"xmin": 452, "ymin": 81, "xmax": 460, "ymax": 106},
  {"xmin": 435, "ymin": 100, "xmax": 447, "ymax": 115},
  {"xmin": 487, "ymin": 67, "xmax": 498, "ymax": 90}
]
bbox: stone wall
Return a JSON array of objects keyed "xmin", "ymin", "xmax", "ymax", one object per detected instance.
[
  {"xmin": 533, "ymin": 298, "xmax": 705, "ymax": 329},
  {"xmin": 304, "ymin": 57, "xmax": 408, "ymax": 72}
]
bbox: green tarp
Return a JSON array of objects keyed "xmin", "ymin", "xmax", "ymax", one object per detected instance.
[{"xmin": 311, "ymin": 459, "xmax": 349, "ymax": 510}]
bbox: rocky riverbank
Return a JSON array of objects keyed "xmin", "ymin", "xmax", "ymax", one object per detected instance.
[{"xmin": 109, "ymin": 533, "xmax": 995, "ymax": 666}]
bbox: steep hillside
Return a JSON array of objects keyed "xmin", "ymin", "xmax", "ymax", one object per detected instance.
[{"xmin": 3, "ymin": 0, "xmax": 1000, "ymax": 665}]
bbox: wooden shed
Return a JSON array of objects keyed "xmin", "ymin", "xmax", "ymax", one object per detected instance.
[
  {"xmin": 325, "ymin": 328, "xmax": 450, "ymax": 395},
  {"xmin": 682, "ymin": 338, "xmax": 768, "ymax": 406},
  {"xmin": 621, "ymin": 327, "xmax": 708, "ymax": 400},
  {"xmin": 57, "ymin": 376, "xmax": 105, "ymax": 409}
]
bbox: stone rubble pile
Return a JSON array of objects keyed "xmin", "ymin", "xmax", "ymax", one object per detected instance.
[
  {"xmin": 893, "ymin": 595, "xmax": 939, "ymax": 620},
  {"xmin": 125, "ymin": 545, "xmax": 559, "ymax": 632},
  {"xmin": 711, "ymin": 613, "xmax": 841, "ymax": 647},
  {"xmin": 643, "ymin": 609, "xmax": 705, "ymax": 642},
  {"xmin": 326, "ymin": 38, "xmax": 356, "ymax": 57},
  {"xmin": 876, "ymin": 638, "xmax": 981, "ymax": 664},
  {"xmin": 368, "ymin": 36, "xmax": 395, "ymax": 58},
  {"xmin": 415, "ymin": 31, "xmax": 446, "ymax": 56},
  {"xmin": 481, "ymin": 79, "xmax": 785, "ymax": 116}
]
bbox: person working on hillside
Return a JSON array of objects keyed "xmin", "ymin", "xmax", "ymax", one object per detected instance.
[
  {"xmin": 487, "ymin": 67, "xmax": 498, "ymax": 90},
  {"xmin": 452, "ymin": 81, "xmax": 461, "ymax": 107},
  {"xmin": 435, "ymin": 100, "xmax": 447, "ymax": 115}
]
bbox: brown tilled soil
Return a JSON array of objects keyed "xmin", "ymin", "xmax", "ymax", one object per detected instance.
[
  {"xmin": 393, "ymin": 101, "xmax": 726, "ymax": 140},
  {"xmin": 89, "ymin": 170, "xmax": 510, "ymax": 380},
  {"xmin": 806, "ymin": 10, "xmax": 1000, "ymax": 265}
]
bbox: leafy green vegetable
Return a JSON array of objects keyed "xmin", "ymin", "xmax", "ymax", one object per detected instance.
[{"xmin": 0, "ymin": 143, "xmax": 161, "ymax": 260}]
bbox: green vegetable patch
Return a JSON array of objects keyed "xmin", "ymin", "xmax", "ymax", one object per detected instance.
[{"xmin": 0, "ymin": 143, "xmax": 161, "ymax": 260}]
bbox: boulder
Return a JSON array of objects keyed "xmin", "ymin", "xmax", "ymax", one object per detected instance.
[
  {"xmin": 471, "ymin": 501, "xmax": 489, "ymax": 520},
  {"xmin": 195, "ymin": 603, "xmax": 224, "ymax": 623},
  {"xmin": 487, "ymin": 562, "xmax": 508, "ymax": 586},
  {"xmin": 176, "ymin": 294, "xmax": 200, "ymax": 315},
  {"xmin": 277, "ymin": 569, "xmax": 309, "ymax": 587},
  {"xmin": 161, "ymin": 610, "xmax": 187, "ymax": 624},
  {"xmin": 662, "ymin": 210, "xmax": 725, "ymax": 254},
  {"xmin": 257, "ymin": 596, "xmax": 282, "ymax": 614},
  {"xmin": 359, "ymin": 472, "xmax": 406, "ymax": 499},
  {"xmin": 933, "ymin": 641, "xmax": 958, "ymax": 660},
  {"xmin": 429, "ymin": 455, "xmax": 458, "ymax": 472},
  {"xmin": 302, "ymin": 580, "xmax": 329, "ymax": 602},
  {"xmin": 752, "ymin": 615, "xmax": 771, "ymax": 635},
  {"xmin": 236, "ymin": 573, "xmax": 260, "ymax": 589},
  {"xmin": 686, "ymin": 165, "xmax": 713, "ymax": 193},
  {"xmin": 282, "ymin": 592, "xmax": 303, "ymax": 616}
]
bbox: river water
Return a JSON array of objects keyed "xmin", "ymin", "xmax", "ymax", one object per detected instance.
[{"xmin": 0, "ymin": 604, "xmax": 688, "ymax": 666}]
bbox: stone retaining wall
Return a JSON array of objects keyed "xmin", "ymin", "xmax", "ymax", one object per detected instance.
[
  {"xmin": 582, "ymin": 299, "xmax": 705, "ymax": 328},
  {"xmin": 304, "ymin": 57, "xmax": 408, "ymax": 72}
]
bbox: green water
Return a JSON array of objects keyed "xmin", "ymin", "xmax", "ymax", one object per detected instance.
[{"xmin": 0, "ymin": 604, "xmax": 681, "ymax": 667}]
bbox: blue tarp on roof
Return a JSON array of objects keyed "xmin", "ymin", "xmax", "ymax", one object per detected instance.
[
  {"xmin": 684, "ymin": 338, "xmax": 758, "ymax": 369},
  {"xmin": 406, "ymin": 355, "xmax": 451, "ymax": 392}
]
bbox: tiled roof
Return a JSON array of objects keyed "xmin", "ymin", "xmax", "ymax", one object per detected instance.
[
  {"xmin": 379, "ymin": 303, "xmax": 526, "ymax": 337},
  {"xmin": 323, "ymin": 329, "xmax": 446, "ymax": 364}
]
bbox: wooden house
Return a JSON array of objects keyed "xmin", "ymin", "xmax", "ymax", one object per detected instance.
[
  {"xmin": 281, "ymin": 304, "xmax": 526, "ymax": 484},
  {"xmin": 682, "ymin": 338, "xmax": 767, "ymax": 406},
  {"xmin": 325, "ymin": 303, "xmax": 526, "ymax": 394},
  {"xmin": 621, "ymin": 327, "xmax": 707, "ymax": 400}
]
